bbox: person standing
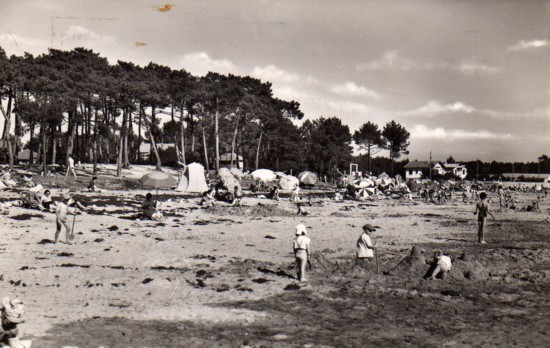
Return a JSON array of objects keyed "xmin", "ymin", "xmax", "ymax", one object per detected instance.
[
  {"xmin": 293, "ymin": 224, "xmax": 311, "ymax": 282},
  {"xmin": 474, "ymin": 192, "xmax": 495, "ymax": 244},
  {"xmin": 65, "ymin": 156, "xmax": 77, "ymax": 180},
  {"xmin": 356, "ymin": 223, "xmax": 378, "ymax": 262},
  {"xmin": 54, "ymin": 194, "xmax": 78, "ymax": 244}
]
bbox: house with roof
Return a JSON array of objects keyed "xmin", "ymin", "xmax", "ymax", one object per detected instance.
[
  {"xmin": 138, "ymin": 143, "xmax": 176, "ymax": 161},
  {"xmin": 404, "ymin": 161, "xmax": 430, "ymax": 179},
  {"xmin": 404, "ymin": 161, "xmax": 468, "ymax": 180}
]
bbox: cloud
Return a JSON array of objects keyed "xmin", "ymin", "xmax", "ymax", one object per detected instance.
[
  {"xmin": 412, "ymin": 124, "xmax": 514, "ymax": 140},
  {"xmin": 329, "ymin": 81, "xmax": 381, "ymax": 99},
  {"xmin": 400, "ymin": 100, "xmax": 547, "ymax": 120},
  {"xmin": 58, "ymin": 25, "xmax": 116, "ymax": 47},
  {"xmin": 0, "ymin": 33, "xmax": 47, "ymax": 50},
  {"xmin": 325, "ymin": 100, "xmax": 370, "ymax": 114},
  {"xmin": 179, "ymin": 52, "xmax": 237, "ymax": 76},
  {"xmin": 357, "ymin": 50, "xmax": 499, "ymax": 76},
  {"xmin": 508, "ymin": 39, "xmax": 549, "ymax": 52},
  {"xmin": 252, "ymin": 65, "xmax": 300, "ymax": 83},
  {"xmin": 399, "ymin": 101, "xmax": 475, "ymax": 116}
]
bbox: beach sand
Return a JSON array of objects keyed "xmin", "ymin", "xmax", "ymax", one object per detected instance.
[{"xmin": 1, "ymin": 172, "xmax": 549, "ymax": 347}]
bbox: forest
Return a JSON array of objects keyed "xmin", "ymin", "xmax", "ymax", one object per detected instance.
[{"xmin": 0, "ymin": 47, "xmax": 547, "ymax": 180}]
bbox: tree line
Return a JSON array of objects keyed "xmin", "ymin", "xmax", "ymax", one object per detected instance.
[{"xmin": 0, "ymin": 47, "xmax": 412, "ymax": 177}]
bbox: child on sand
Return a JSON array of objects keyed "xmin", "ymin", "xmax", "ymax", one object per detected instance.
[
  {"xmin": 55, "ymin": 193, "xmax": 78, "ymax": 244},
  {"xmin": 356, "ymin": 224, "xmax": 378, "ymax": 262},
  {"xmin": 87, "ymin": 176, "xmax": 100, "ymax": 192},
  {"xmin": 430, "ymin": 251, "xmax": 452, "ymax": 280},
  {"xmin": 0, "ymin": 297, "xmax": 25, "ymax": 347},
  {"xmin": 474, "ymin": 192, "xmax": 495, "ymax": 244},
  {"xmin": 293, "ymin": 224, "xmax": 311, "ymax": 282}
]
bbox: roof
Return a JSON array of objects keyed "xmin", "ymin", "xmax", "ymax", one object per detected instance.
[
  {"xmin": 442, "ymin": 163, "xmax": 464, "ymax": 169},
  {"xmin": 139, "ymin": 143, "xmax": 175, "ymax": 153},
  {"xmin": 404, "ymin": 161, "xmax": 430, "ymax": 169},
  {"xmin": 17, "ymin": 149, "xmax": 38, "ymax": 160},
  {"xmin": 219, "ymin": 152, "xmax": 243, "ymax": 161}
]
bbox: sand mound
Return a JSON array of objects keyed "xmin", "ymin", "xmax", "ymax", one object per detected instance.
[{"xmin": 390, "ymin": 245, "xmax": 428, "ymax": 277}]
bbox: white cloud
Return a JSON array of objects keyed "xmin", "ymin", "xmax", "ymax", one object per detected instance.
[
  {"xmin": 59, "ymin": 25, "xmax": 116, "ymax": 47},
  {"xmin": 0, "ymin": 33, "xmax": 48, "ymax": 52},
  {"xmin": 412, "ymin": 124, "xmax": 514, "ymax": 141},
  {"xmin": 329, "ymin": 81, "xmax": 381, "ymax": 99},
  {"xmin": 179, "ymin": 52, "xmax": 237, "ymax": 76},
  {"xmin": 508, "ymin": 39, "xmax": 549, "ymax": 52},
  {"xmin": 357, "ymin": 50, "xmax": 499, "ymax": 76},
  {"xmin": 326, "ymin": 100, "xmax": 370, "ymax": 114},
  {"xmin": 252, "ymin": 65, "xmax": 300, "ymax": 83},
  {"xmin": 400, "ymin": 100, "xmax": 548, "ymax": 120},
  {"xmin": 400, "ymin": 101, "xmax": 475, "ymax": 116}
]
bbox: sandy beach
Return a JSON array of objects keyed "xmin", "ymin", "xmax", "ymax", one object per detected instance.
[{"xmin": 1, "ymin": 172, "xmax": 549, "ymax": 347}]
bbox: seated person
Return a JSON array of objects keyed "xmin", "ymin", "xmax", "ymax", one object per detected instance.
[
  {"xmin": 87, "ymin": 176, "xmax": 101, "ymax": 192},
  {"xmin": 200, "ymin": 188, "xmax": 216, "ymax": 207},
  {"xmin": 39, "ymin": 190, "xmax": 54, "ymax": 211},
  {"xmin": 230, "ymin": 186, "xmax": 243, "ymax": 207},
  {"xmin": 20, "ymin": 192, "xmax": 42, "ymax": 210},
  {"xmin": 141, "ymin": 193, "xmax": 159, "ymax": 218},
  {"xmin": 267, "ymin": 186, "xmax": 280, "ymax": 201}
]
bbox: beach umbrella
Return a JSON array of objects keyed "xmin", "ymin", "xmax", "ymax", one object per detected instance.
[
  {"xmin": 354, "ymin": 178, "xmax": 375, "ymax": 188},
  {"xmin": 376, "ymin": 177, "xmax": 393, "ymax": 187},
  {"xmin": 357, "ymin": 187, "xmax": 376, "ymax": 199},
  {"xmin": 229, "ymin": 167, "xmax": 244, "ymax": 178},
  {"xmin": 139, "ymin": 171, "xmax": 178, "ymax": 197},
  {"xmin": 219, "ymin": 171, "xmax": 241, "ymax": 191},
  {"xmin": 251, "ymin": 169, "xmax": 277, "ymax": 182},
  {"xmin": 378, "ymin": 172, "xmax": 390, "ymax": 179},
  {"xmin": 279, "ymin": 175, "xmax": 299, "ymax": 191},
  {"xmin": 298, "ymin": 171, "xmax": 318, "ymax": 186}
]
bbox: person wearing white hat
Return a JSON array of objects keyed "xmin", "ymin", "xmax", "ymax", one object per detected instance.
[{"xmin": 293, "ymin": 224, "xmax": 311, "ymax": 281}]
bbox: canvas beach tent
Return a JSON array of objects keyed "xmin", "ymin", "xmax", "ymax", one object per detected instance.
[
  {"xmin": 175, "ymin": 162, "xmax": 209, "ymax": 193},
  {"xmin": 251, "ymin": 169, "xmax": 277, "ymax": 182},
  {"xmin": 279, "ymin": 175, "xmax": 300, "ymax": 191},
  {"xmin": 298, "ymin": 171, "xmax": 318, "ymax": 185}
]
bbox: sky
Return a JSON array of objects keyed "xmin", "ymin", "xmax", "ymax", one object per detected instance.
[{"xmin": 0, "ymin": 0, "xmax": 549, "ymax": 162}]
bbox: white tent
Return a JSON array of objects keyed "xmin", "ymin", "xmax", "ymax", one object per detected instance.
[
  {"xmin": 175, "ymin": 162, "xmax": 209, "ymax": 193},
  {"xmin": 251, "ymin": 169, "xmax": 277, "ymax": 182},
  {"xmin": 279, "ymin": 175, "xmax": 299, "ymax": 191}
]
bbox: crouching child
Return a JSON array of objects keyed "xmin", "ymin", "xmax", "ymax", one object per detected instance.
[
  {"xmin": 430, "ymin": 251, "xmax": 452, "ymax": 280},
  {"xmin": 0, "ymin": 297, "xmax": 25, "ymax": 347}
]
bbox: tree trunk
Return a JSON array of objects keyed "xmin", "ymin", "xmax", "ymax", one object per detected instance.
[
  {"xmin": 1, "ymin": 93, "xmax": 14, "ymax": 169},
  {"xmin": 42, "ymin": 122, "xmax": 47, "ymax": 177},
  {"xmin": 214, "ymin": 98, "xmax": 220, "ymax": 172},
  {"xmin": 137, "ymin": 105, "xmax": 142, "ymax": 162},
  {"xmin": 202, "ymin": 128, "xmax": 209, "ymax": 172},
  {"xmin": 66, "ymin": 110, "xmax": 77, "ymax": 167},
  {"xmin": 255, "ymin": 131, "xmax": 263, "ymax": 171},
  {"xmin": 230, "ymin": 115, "xmax": 240, "ymax": 168},
  {"xmin": 93, "ymin": 109, "xmax": 98, "ymax": 175},
  {"xmin": 144, "ymin": 107, "xmax": 162, "ymax": 171},
  {"xmin": 51, "ymin": 138, "xmax": 57, "ymax": 165},
  {"xmin": 180, "ymin": 102, "xmax": 186, "ymax": 164},
  {"xmin": 367, "ymin": 140, "xmax": 372, "ymax": 174}
]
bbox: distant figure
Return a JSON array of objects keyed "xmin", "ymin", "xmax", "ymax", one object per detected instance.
[
  {"xmin": 296, "ymin": 202, "xmax": 309, "ymax": 216},
  {"xmin": 141, "ymin": 193, "xmax": 159, "ymax": 219},
  {"xmin": 200, "ymin": 188, "xmax": 216, "ymax": 208},
  {"xmin": 356, "ymin": 224, "xmax": 378, "ymax": 262},
  {"xmin": 55, "ymin": 193, "xmax": 78, "ymax": 244},
  {"xmin": 430, "ymin": 251, "xmax": 452, "ymax": 280},
  {"xmin": 293, "ymin": 224, "xmax": 311, "ymax": 282},
  {"xmin": 498, "ymin": 185, "xmax": 505, "ymax": 209},
  {"xmin": 474, "ymin": 192, "xmax": 495, "ymax": 244},
  {"xmin": 290, "ymin": 186, "xmax": 300, "ymax": 202},
  {"xmin": 65, "ymin": 156, "xmax": 77, "ymax": 179},
  {"xmin": 230, "ymin": 186, "xmax": 242, "ymax": 207},
  {"xmin": 87, "ymin": 176, "xmax": 100, "ymax": 192},
  {"xmin": 268, "ymin": 186, "xmax": 280, "ymax": 201}
]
